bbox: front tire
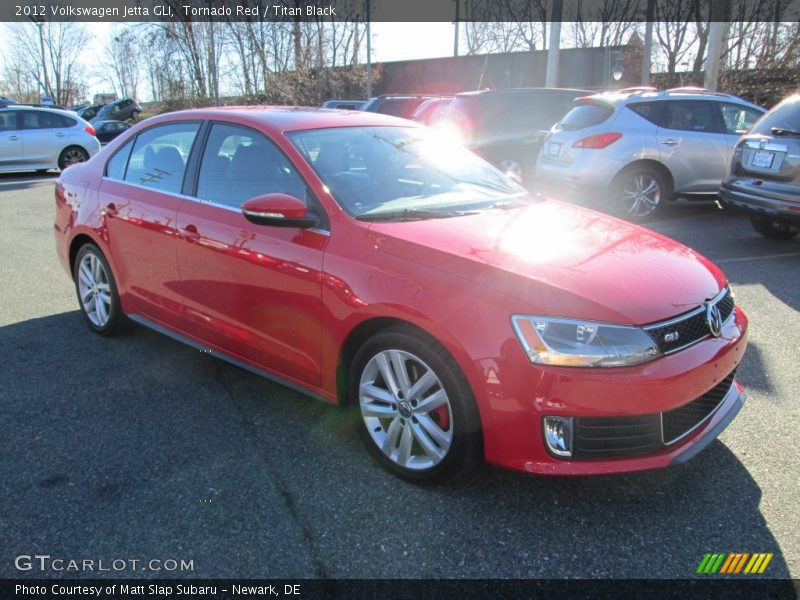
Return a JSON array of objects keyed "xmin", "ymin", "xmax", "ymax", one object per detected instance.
[
  {"xmin": 73, "ymin": 243, "xmax": 128, "ymax": 336},
  {"xmin": 750, "ymin": 215, "xmax": 799, "ymax": 240},
  {"xmin": 610, "ymin": 166, "xmax": 671, "ymax": 220},
  {"xmin": 58, "ymin": 146, "xmax": 89, "ymax": 170},
  {"xmin": 349, "ymin": 327, "xmax": 482, "ymax": 484}
]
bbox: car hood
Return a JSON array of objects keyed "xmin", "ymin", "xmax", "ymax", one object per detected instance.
[{"xmin": 366, "ymin": 199, "xmax": 726, "ymax": 325}]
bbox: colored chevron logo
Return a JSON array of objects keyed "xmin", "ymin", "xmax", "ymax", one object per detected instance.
[{"xmin": 697, "ymin": 552, "xmax": 774, "ymax": 574}]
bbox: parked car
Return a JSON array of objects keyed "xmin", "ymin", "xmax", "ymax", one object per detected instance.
[
  {"xmin": 93, "ymin": 119, "xmax": 132, "ymax": 144},
  {"xmin": 435, "ymin": 88, "xmax": 593, "ymax": 183},
  {"xmin": 536, "ymin": 87, "xmax": 766, "ymax": 220},
  {"xmin": 362, "ymin": 94, "xmax": 440, "ymax": 119},
  {"xmin": 0, "ymin": 105, "xmax": 100, "ymax": 172},
  {"xmin": 91, "ymin": 97, "xmax": 142, "ymax": 123},
  {"xmin": 321, "ymin": 100, "xmax": 367, "ymax": 110},
  {"xmin": 55, "ymin": 107, "xmax": 748, "ymax": 483},
  {"xmin": 77, "ymin": 104, "xmax": 104, "ymax": 121},
  {"xmin": 411, "ymin": 97, "xmax": 453, "ymax": 125},
  {"xmin": 719, "ymin": 95, "xmax": 800, "ymax": 239},
  {"xmin": 70, "ymin": 104, "xmax": 89, "ymax": 112}
]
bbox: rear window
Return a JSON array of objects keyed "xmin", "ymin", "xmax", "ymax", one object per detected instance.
[
  {"xmin": 750, "ymin": 96, "xmax": 800, "ymax": 135},
  {"xmin": 560, "ymin": 102, "xmax": 614, "ymax": 131},
  {"xmin": 377, "ymin": 98, "xmax": 426, "ymax": 118}
]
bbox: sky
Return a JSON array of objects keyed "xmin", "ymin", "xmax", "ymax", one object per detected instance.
[{"xmin": 0, "ymin": 22, "xmax": 458, "ymax": 98}]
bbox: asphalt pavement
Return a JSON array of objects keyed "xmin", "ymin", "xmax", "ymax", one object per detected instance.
[{"xmin": 0, "ymin": 172, "xmax": 797, "ymax": 580}]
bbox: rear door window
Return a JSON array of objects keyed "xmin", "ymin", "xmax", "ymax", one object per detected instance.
[
  {"xmin": 661, "ymin": 101, "xmax": 724, "ymax": 134},
  {"xmin": 19, "ymin": 111, "xmax": 75, "ymax": 129},
  {"xmin": 123, "ymin": 122, "xmax": 200, "ymax": 194}
]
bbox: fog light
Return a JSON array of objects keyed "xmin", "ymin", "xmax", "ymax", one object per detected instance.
[{"xmin": 544, "ymin": 416, "xmax": 573, "ymax": 458}]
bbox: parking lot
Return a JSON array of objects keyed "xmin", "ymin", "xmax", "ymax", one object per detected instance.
[{"xmin": 0, "ymin": 171, "xmax": 797, "ymax": 580}]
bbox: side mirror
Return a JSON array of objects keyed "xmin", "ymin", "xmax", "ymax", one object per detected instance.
[{"xmin": 241, "ymin": 193, "xmax": 318, "ymax": 229}]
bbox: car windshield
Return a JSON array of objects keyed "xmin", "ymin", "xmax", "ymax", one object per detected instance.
[{"xmin": 288, "ymin": 126, "xmax": 530, "ymax": 220}]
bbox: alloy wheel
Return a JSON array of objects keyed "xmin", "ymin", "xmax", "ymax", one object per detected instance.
[
  {"xmin": 77, "ymin": 253, "xmax": 113, "ymax": 328},
  {"xmin": 62, "ymin": 148, "xmax": 87, "ymax": 167},
  {"xmin": 359, "ymin": 349, "xmax": 453, "ymax": 471},
  {"xmin": 622, "ymin": 173, "xmax": 661, "ymax": 218}
]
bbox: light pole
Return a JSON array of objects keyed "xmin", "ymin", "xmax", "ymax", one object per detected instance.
[
  {"xmin": 453, "ymin": 0, "xmax": 460, "ymax": 57},
  {"xmin": 365, "ymin": 0, "xmax": 372, "ymax": 99}
]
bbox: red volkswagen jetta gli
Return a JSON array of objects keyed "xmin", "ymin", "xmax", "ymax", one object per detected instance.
[{"xmin": 54, "ymin": 108, "xmax": 748, "ymax": 483}]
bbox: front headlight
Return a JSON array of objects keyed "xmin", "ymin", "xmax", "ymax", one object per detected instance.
[{"xmin": 511, "ymin": 315, "xmax": 660, "ymax": 367}]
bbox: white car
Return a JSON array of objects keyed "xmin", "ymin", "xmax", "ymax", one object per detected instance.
[{"xmin": 0, "ymin": 105, "xmax": 101, "ymax": 173}]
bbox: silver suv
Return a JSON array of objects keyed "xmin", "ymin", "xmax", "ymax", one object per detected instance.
[
  {"xmin": 535, "ymin": 87, "xmax": 765, "ymax": 219},
  {"xmin": 0, "ymin": 105, "xmax": 101, "ymax": 173}
]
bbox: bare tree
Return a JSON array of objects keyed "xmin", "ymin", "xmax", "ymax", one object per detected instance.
[
  {"xmin": 104, "ymin": 27, "xmax": 141, "ymax": 99},
  {"xmin": 2, "ymin": 22, "xmax": 91, "ymax": 105}
]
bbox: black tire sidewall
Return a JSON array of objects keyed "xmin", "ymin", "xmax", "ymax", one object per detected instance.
[
  {"xmin": 348, "ymin": 327, "xmax": 482, "ymax": 484},
  {"xmin": 73, "ymin": 243, "xmax": 126, "ymax": 336},
  {"xmin": 59, "ymin": 146, "xmax": 88, "ymax": 171}
]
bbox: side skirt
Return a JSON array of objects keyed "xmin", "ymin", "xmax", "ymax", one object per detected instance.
[{"xmin": 127, "ymin": 313, "xmax": 335, "ymax": 406}]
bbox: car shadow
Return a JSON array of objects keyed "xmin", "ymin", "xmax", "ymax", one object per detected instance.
[{"xmin": 2, "ymin": 311, "xmax": 789, "ymax": 579}]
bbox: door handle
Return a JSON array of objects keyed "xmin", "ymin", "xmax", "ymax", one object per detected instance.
[
  {"xmin": 103, "ymin": 202, "xmax": 118, "ymax": 217},
  {"xmin": 661, "ymin": 139, "xmax": 680, "ymax": 146},
  {"xmin": 55, "ymin": 132, "xmax": 66, "ymax": 137},
  {"xmin": 181, "ymin": 224, "xmax": 200, "ymax": 243},
  {"xmin": 8, "ymin": 135, "xmax": 19, "ymax": 141}
]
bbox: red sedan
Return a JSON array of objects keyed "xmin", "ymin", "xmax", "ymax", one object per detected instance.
[{"xmin": 54, "ymin": 107, "xmax": 748, "ymax": 483}]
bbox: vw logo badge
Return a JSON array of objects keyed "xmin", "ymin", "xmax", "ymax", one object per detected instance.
[{"xmin": 706, "ymin": 303, "xmax": 723, "ymax": 337}]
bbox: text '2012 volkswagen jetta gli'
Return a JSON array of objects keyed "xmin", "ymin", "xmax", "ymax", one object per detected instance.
[{"xmin": 55, "ymin": 107, "xmax": 748, "ymax": 483}]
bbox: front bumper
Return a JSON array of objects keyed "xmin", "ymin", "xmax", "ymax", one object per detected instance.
[
  {"xmin": 474, "ymin": 307, "xmax": 748, "ymax": 475},
  {"xmin": 719, "ymin": 178, "xmax": 800, "ymax": 226}
]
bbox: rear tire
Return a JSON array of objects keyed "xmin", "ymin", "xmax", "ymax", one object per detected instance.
[
  {"xmin": 58, "ymin": 146, "xmax": 89, "ymax": 170},
  {"xmin": 610, "ymin": 166, "xmax": 671, "ymax": 220},
  {"xmin": 349, "ymin": 327, "xmax": 483, "ymax": 484},
  {"xmin": 750, "ymin": 215, "xmax": 799, "ymax": 240},
  {"xmin": 73, "ymin": 243, "xmax": 129, "ymax": 336}
]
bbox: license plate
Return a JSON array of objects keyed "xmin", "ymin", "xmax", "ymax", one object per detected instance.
[
  {"xmin": 548, "ymin": 142, "xmax": 561, "ymax": 157},
  {"xmin": 752, "ymin": 150, "xmax": 775, "ymax": 168}
]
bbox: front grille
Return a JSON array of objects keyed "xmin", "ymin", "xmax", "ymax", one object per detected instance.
[
  {"xmin": 662, "ymin": 370, "xmax": 737, "ymax": 444},
  {"xmin": 645, "ymin": 287, "xmax": 735, "ymax": 354},
  {"xmin": 569, "ymin": 369, "xmax": 736, "ymax": 460},
  {"xmin": 573, "ymin": 414, "xmax": 661, "ymax": 458}
]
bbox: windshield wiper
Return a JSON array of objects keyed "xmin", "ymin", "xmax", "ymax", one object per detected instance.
[
  {"xmin": 771, "ymin": 127, "xmax": 800, "ymax": 137},
  {"xmin": 357, "ymin": 208, "xmax": 478, "ymax": 222}
]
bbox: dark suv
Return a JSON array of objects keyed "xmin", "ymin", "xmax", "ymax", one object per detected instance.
[
  {"xmin": 720, "ymin": 95, "xmax": 800, "ymax": 239},
  {"xmin": 90, "ymin": 98, "xmax": 142, "ymax": 123},
  {"xmin": 435, "ymin": 88, "xmax": 592, "ymax": 182}
]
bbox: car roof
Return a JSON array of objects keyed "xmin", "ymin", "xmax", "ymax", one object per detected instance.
[
  {"xmin": 587, "ymin": 88, "xmax": 764, "ymax": 112},
  {"xmin": 456, "ymin": 87, "xmax": 594, "ymax": 98},
  {"xmin": 0, "ymin": 105, "xmax": 77, "ymax": 115},
  {"xmin": 137, "ymin": 106, "xmax": 422, "ymax": 134}
]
